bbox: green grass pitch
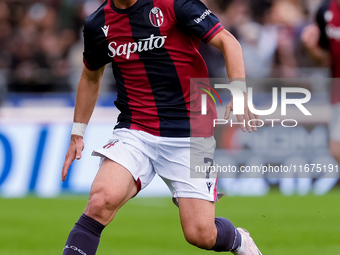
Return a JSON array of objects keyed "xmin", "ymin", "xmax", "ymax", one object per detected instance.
[{"xmin": 0, "ymin": 189, "xmax": 339, "ymax": 255}]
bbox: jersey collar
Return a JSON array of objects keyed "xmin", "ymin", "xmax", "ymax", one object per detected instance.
[{"xmin": 110, "ymin": 0, "xmax": 146, "ymax": 14}]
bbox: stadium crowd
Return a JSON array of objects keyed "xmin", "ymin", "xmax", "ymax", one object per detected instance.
[{"xmin": 0, "ymin": 0, "xmax": 330, "ymax": 97}]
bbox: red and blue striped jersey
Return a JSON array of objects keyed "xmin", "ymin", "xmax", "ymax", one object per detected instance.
[
  {"xmin": 317, "ymin": 0, "xmax": 340, "ymax": 104},
  {"xmin": 83, "ymin": 0, "xmax": 223, "ymax": 137}
]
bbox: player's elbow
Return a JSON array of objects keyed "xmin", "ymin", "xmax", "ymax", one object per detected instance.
[
  {"xmin": 211, "ymin": 29, "xmax": 242, "ymax": 55},
  {"xmin": 224, "ymin": 33, "xmax": 242, "ymax": 56}
]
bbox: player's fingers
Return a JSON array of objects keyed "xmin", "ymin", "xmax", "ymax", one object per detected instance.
[
  {"xmin": 62, "ymin": 157, "xmax": 72, "ymax": 181},
  {"xmin": 247, "ymin": 109, "xmax": 257, "ymax": 132},
  {"xmin": 75, "ymin": 141, "xmax": 84, "ymax": 160},
  {"xmin": 254, "ymin": 113, "xmax": 262, "ymax": 126},
  {"xmin": 236, "ymin": 114, "xmax": 246, "ymax": 132},
  {"xmin": 224, "ymin": 104, "xmax": 232, "ymax": 119},
  {"xmin": 75, "ymin": 149, "xmax": 82, "ymax": 160},
  {"xmin": 250, "ymin": 104, "xmax": 262, "ymax": 127},
  {"xmin": 62, "ymin": 148, "xmax": 77, "ymax": 181},
  {"xmin": 62, "ymin": 165, "xmax": 68, "ymax": 182},
  {"xmin": 243, "ymin": 110, "xmax": 252, "ymax": 133}
]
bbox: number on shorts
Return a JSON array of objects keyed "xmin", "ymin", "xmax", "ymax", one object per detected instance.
[{"xmin": 204, "ymin": 157, "xmax": 214, "ymax": 179}]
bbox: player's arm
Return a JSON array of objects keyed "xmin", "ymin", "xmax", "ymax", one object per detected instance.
[
  {"xmin": 73, "ymin": 66, "xmax": 105, "ymax": 125},
  {"xmin": 209, "ymin": 29, "xmax": 245, "ymax": 80},
  {"xmin": 209, "ymin": 29, "xmax": 260, "ymax": 132},
  {"xmin": 62, "ymin": 65, "xmax": 105, "ymax": 181}
]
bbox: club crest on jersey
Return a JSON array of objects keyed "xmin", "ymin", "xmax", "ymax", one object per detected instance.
[{"xmin": 149, "ymin": 7, "xmax": 164, "ymax": 27}]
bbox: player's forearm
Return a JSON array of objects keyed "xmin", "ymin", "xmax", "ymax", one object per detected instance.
[
  {"xmin": 222, "ymin": 36, "xmax": 245, "ymax": 81},
  {"xmin": 209, "ymin": 29, "xmax": 245, "ymax": 81},
  {"xmin": 73, "ymin": 66, "xmax": 104, "ymax": 124}
]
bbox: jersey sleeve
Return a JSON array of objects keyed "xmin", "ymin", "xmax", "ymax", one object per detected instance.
[
  {"xmin": 315, "ymin": 0, "xmax": 330, "ymax": 50},
  {"xmin": 83, "ymin": 18, "xmax": 111, "ymax": 71},
  {"xmin": 174, "ymin": 0, "xmax": 224, "ymax": 43}
]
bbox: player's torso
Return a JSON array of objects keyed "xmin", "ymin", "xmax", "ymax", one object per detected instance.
[
  {"xmin": 96, "ymin": 0, "xmax": 206, "ymax": 83},
  {"xmin": 85, "ymin": 0, "xmax": 216, "ymax": 137},
  {"xmin": 104, "ymin": 0, "xmax": 195, "ymax": 61}
]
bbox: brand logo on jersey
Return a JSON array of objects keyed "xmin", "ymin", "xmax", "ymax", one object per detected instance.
[
  {"xmin": 324, "ymin": 10, "xmax": 333, "ymax": 22},
  {"xmin": 149, "ymin": 7, "xmax": 164, "ymax": 27},
  {"xmin": 101, "ymin": 25, "xmax": 109, "ymax": 37},
  {"xmin": 194, "ymin": 9, "xmax": 211, "ymax": 24},
  {"xmin": 108, "ymin": 34, "xmax": 167, "ymax": 59},
  {"xmin": 326, "ymin": 24, "xmax": 340, "ymax": 40}
]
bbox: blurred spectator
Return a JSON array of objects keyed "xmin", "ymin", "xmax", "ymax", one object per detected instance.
[
  {"xmin": 200, "ymin": 0, "xmax": 324, "ymax": 82},
  {"xmin": 0, "ymin": 0, "xmax": 87, "ymax": 93},
  {"xmin": 239, "ymin": 0, "xmax": 309, "ymax": 79},
  {"xmin": 200, "ymin": 0, "xmax": 249, "ymax": 78}
]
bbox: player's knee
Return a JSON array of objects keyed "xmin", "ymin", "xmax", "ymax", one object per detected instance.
[
  {"xmin": 183, "ymin": 226, "xmax": 217, "ymax": 249},
  {"xmin": 85, "ymin": 192, "xmax": 121, "ymax": 224}
]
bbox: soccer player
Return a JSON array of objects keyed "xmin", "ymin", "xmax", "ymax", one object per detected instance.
[
  {"xmin": 301, "ymin": 0, "xmax": 340, "ymax": 166},
  {"xmin": 61, "ymin": 0, "xmax": 262, "ymax": 254}
]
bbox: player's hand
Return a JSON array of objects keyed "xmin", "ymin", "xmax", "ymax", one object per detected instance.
[
  {"xmin": 301, "ymin": 24, "xmax": 320, "ymax": 50},
  {"xmin": 62, "ymin": 135, "xmax": 84, "ymax": 181},
  {"xmin": 224, "ymin": 92, "xmax": 261, "ymax": 133}
]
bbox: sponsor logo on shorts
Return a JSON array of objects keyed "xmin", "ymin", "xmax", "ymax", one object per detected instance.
[{"xmin": 103, "ymin": 140, "xmax": 119, "ymax": 149}]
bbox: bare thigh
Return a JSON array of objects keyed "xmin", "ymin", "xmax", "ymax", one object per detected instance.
[{"xmin": 84, "ymin": 158, "xmax": 138, "ymax": 226}]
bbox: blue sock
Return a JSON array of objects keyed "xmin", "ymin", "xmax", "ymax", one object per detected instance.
[
  {"xmin": 63, "ymin": 214, "xmax": 105, "ymax": 255},
  {"xmin": 212, "ymin": 217, "xmax": 242, "ymax": 252}
]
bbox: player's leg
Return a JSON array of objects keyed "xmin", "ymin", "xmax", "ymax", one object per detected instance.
[
  {"xmin": 63, "ymin": 159, "xmax": 138, "ymax": 255},
  {"xmin": 178, "ymin": 197, "xmax": 263, "ymax": 254},
  {"xmin": 63, "ymin": 129, "xmax": 156, "ymax": 255},
  {"xmin": 178, "ymin": 197, "xmax": 242, "ymax": 251},
  {"xmin": 84, "ymin": 158, "xmax": 139, "ymax": 225},
  {"xmin": 155, "ymin": 135, "xmax": 262, "ymax": 254},
  {"xmin": 155, "ymin": 136, "xmax": 240, "ymax": 251}
]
